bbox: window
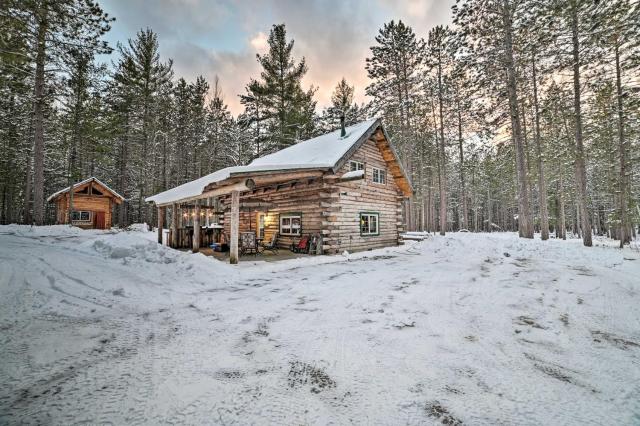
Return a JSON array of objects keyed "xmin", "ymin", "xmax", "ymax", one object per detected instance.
[
  {"xmin": 71, "ymin": 210, "xmax": 91, "ymax": 222},
  {"xmin": 372, "ymin": 167, "xmax": 386, "ymax": 184},
  {"xmin": 349, "ymin": 160, "xmax": 364, "ymax": 172},
  {"xmin": 360, "ymin": 212, "xmax": 379, "ymax": 236},
  {"xmin": 280, "ymin": 213, "xmax": 301, "ymax": 236},
  {"xmin": 258, "ymin": 213, "xmax": 265, "ymax": 239}
]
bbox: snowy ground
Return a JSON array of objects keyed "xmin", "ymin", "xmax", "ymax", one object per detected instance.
[{"xmin": 1, "ymin": 225, "xmax": 639, "ymax": 425}]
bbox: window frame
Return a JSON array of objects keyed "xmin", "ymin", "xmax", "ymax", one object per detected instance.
[
  {"xmin": 279, "ymin": 213, "xmax": 302, "ymax": 236},
  {"xmin": 257, "ymin": 213, "xmax": 265, "ymax": 239},
  {"xmin": 359, "ymin": 212, "xmax": 380, "ymax": 236},
  {"xmin": 372, "ymin": 167, "xmax": 386, "ymax": 184},
  {"xmin": 71, "ymin": 210, "xmax": 92, "ymax": 223},
  {"xmin": 349, "ymin": 160, "xmax": 364, "ymax": 172}
]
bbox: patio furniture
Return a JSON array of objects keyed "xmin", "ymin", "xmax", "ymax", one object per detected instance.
[
  {"xmin": 291, "ymin": 235, "xmax": 310, "ymax": 254},
  {"xmin": 240, "ymin": 231, "xmax": 258, "ymax": 256},
  {"xmin": 260, "ymin": 232, "xmax": 279, "ymax": 254}
]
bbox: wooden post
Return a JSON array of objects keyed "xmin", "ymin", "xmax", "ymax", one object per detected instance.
[
  {"xmin": 193, "ymin": 201, "xmax": 200, "ymax": 253},
  {"xmin": 230, "ymin": 190, "xmax": 239, "ymax": 264},
  {"xmin": 157, "ymin": 206, "xmax": 164, "ymax": 244},
  {"xmin": 171, "ymin": 203, "xmax": 179, "ymax": 248}
]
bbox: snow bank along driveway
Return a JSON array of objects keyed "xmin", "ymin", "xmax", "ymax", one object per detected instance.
[{"xmin": 1, "ymin": 226, "xmax": 639, "ymax": 425}]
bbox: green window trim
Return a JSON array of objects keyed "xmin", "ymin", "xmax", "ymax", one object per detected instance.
[{"xmin": 359, "ymin": 212, "xmax": 380, "ymax": 236}]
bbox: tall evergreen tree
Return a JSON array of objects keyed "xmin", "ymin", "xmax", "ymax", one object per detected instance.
[
  {"xmin": 6, "ymin": 0, "xmax": 113, "ymax": 224},
  {"xmin": 250, "ymin": 24, "xmax": 316, "ymax": 152}
]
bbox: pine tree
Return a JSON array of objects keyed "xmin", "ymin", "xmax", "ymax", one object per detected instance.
[
  {"xmin": 366, "ymin": 20, "xmax": 424, "ymax": 230},
  {"xmin": 330, "ymin": 78, "xmax": 355, "ymax": 135},
  {"xmin": 116, "ymin": 28, "xmax": 172, "ymax": 223},
  {"xmin": 8, "ymin": 0, "xmax": 113, "ymax": 225},
  {"xmin": 453, "ymin": 0, "xmax": 534, "ymax": 238},
  {"xmin": 251, "ymin": 24, "xmax": 315, "ymax": 152}
]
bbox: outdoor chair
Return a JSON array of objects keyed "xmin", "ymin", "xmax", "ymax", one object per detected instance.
[
  {"xmin": 260, "ymin": 232, "xmax": 279, "ymax": 254},
  {"xmin": 290, "ymin": 235, "xmax": 310, "ymax": 254},
  {"xmin": 240, "ymin": 231, "xmax": 258, "ymax": 256}
]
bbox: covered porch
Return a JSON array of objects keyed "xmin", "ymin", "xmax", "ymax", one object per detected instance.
[
  {"xmin": 148, "ymin": 168, "xmax": 327, "ymax": 264},
  {"xmin": 191, "ymin": 246, "xmax": 310, "ymax": 263}
]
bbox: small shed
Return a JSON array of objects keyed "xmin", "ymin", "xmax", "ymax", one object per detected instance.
[{"xmin": 47, "ymin": 177, "xmax": 124, "ymax": 229}]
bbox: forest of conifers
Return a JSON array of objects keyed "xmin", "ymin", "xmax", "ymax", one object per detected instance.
[{"xmin": 1, "ymin": 0, "xmax": 638, "ymax": 247}]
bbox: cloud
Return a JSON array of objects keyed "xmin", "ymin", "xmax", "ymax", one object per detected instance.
[
  {"xmin": 250, "ymin": 32, "xmax": 269, "ymax": 53},
  {"xmin": 164, "ymin": 42, "xmax": 261, "ymax": 114},
  {"xmin": 101, "ymin": 0, "xmax": 456, "ymax": 115}
]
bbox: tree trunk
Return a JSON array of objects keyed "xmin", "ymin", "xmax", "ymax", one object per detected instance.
[
  {"xmin": 32, "ymin": 8, "xmax": 47, "ymax": 225},
  {"xmin": 532, "ymin": 52, "xmax": 549, "ymax": 240},
  {"xmin": 457, "ymin": 103, "xmax": 468, "ymax": 230},
  {"xmin": 118, "ymin": 112, "xmax": 129, "ymax": 226},
  {"xmin": 558, "ymin": 177, "xmax": 566, "ymax": 240},
  {"xmin": 501, "ymin": 0, "xmax": 533, "ymax": 238},
  {"xmin": 23, "ymin": 142, "xmax": 32, "ymax": 224},
  {"xmin": 487, "ymin": 187, "xmax": 492, "ymax": 233},
  {"xmin": 437, "ymin": 51, "xmax": 447, "ymax": 236},
  {"xmin": 614, "ymin": 39, "xmax": 629, "ymax": 247},
  {"xmin": 570, "ymin": 1, "xmax": 592, "ymax": 246}
]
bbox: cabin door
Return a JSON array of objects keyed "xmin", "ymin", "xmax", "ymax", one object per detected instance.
[{"xmin": 95, "ymin": 211, "xmax": 106, "ymax": 229}]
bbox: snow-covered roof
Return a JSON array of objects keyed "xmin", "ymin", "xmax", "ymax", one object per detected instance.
[
  {"xmin": 341, "ymin": 169, "xmax": 365, "ymax": 180},
  {"xmin": 145, "ymin": 163, "xmax": 324, "ymax": 206},
  {"xmin": 145, "ymin": 118, "xmax": 410, "ymax": 205},
  {"xmin": 250, "ymin": 119, "xmax": 378, "ymax": 168},
  {"xmin": 47, "ymin": 177, "xmax": 125, "ymax": 202}
]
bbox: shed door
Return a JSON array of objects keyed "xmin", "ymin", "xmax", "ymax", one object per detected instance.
[{"xmin": 95, "ymin": 211, "xmax": 106, "ymax": 229}]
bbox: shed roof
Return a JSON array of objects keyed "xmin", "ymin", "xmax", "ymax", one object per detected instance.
[
  {"xmin": 47, "ymin": 177, "xmax": 125, "ymax": 203},
  {"xmin": 146, "ymin": 118, "xmax": 412, "ymax": 205}
]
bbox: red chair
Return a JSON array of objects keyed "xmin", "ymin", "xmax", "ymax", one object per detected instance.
[{"xmin": 290, "ymin": 235, "xmax": 310, "ymax": 253}]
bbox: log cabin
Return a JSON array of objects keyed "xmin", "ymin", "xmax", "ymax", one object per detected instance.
[
  {"xmin": 47, "ymin": 177, "xmax": 124, "ymax": 229},
  {"xmin": 146, "ymin": 118, "xmax": 412, "ymax": 263}
]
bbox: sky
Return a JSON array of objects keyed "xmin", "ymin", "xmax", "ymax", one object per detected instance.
[{"xmin": 99, "ymin": 0, "xmax": 455, "ymax": 115}]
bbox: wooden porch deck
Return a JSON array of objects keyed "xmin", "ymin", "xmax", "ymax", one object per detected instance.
[{"xmin": 181, "ymin": 247, "xmax": 311, "ymax": 263}]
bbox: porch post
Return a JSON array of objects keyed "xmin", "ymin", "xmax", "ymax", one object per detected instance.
[
  {"xmin": 157, "ymin": 206, "xmax": 164, "ymax": 244},
  {"xmin": 193, "ymin": 201, "xmax": 200, "ymax": 253},
  {"xmin": 230, "ymin": 190, "xmax": 240, "ymax": 264},
  {"xmin": 171, "ymin": 203, "xmax": 179, "ymax": 248}
]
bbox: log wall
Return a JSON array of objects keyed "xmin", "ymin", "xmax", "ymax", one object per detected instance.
[
  {"xmin": 222, "ymin": 178, "xmax": 325, "ymax": 249},
  {"xmin": 323, "ymin": 138, "xmax": 404, "ymax": 253},
  {"xmin": 56, "ymin": 194, "xmax": 113, "ymax": 229},
  {"xmin": 218, "ymin": 138, "xmax": 406, "ymax": 254}
]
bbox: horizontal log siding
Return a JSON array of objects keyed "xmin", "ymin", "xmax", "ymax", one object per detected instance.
[
  {"xmin": 57, "ymin": 194, "xmax": 113, "ymax": 228},
  {"xmin": 222, "ymin": 179, "xmax": 325, "ymax": 249},
  {"xmin": 324, "ymin": 138, "xmax": 404, "ymax": 253}
]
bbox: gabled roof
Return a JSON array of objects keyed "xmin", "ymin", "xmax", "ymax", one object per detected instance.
[
  {"xmin": 47, "ymin": 177, "xmax": 125, "ymax": 203},
  {"xmin": 145, "ymin": 118, "xmax": 412, "ymax": 205},
  {"xmin": 250, "ymin": 118, "xmax": 378, "ymax": 170}
]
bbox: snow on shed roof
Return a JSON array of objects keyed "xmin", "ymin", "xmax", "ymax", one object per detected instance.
[
  {"xmin": 47, "ymin": 177, "xmax": 125, "ymax": 202},
  {"xmin": 145, "ymin": 119, "xmax": 382, "ymax": 206}
]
